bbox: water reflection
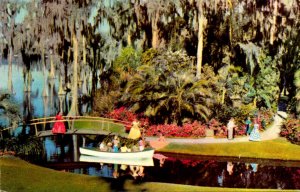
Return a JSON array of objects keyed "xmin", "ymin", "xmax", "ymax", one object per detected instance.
[
  {"xmin": 145, "ymin": 157, "xmax": 300, "ymax": 189},
  {"xmin": 40, "ymin": 135, "xmax": 300, "ymax": 189},
  {"xmin": 0, "ymin": 63, "xmax": 92, "ymax": 129}
]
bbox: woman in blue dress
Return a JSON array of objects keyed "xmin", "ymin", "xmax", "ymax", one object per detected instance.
[{"xmin": 249, "ymin": 119, "xmax": 261, "ymax": 141}]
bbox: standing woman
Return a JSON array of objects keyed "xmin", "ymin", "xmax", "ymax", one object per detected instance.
[
  {"xmin": 128, "ymin": 120, "xmax": 141, "ymax": 140},
  {"xmin": 52, "ymin": 111, "xmax": 66, "ymax": 134},
  {"xmin": 245, "ymin": 116, "xmax": 252, "ymax": 135},
  {"xmin": 249, "ymin": 119, "xmax": 261, "ymax": 141},
  {"xmin": 227, "ymin": 118, "xmax": 235, "ymax": 140}
]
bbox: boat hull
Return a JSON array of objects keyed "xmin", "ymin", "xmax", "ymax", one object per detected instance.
[
  {"xmin": 79, "ymin": 155, "xmax": 154, "ymax": 166},
  {"xmin": 79, "ymin": 147, "xmax": 155, "ymax": 159}
]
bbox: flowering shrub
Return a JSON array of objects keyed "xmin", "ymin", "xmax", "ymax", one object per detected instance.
[
  {"xmin": 259, "ymin": 108, "xmax": 275, "ymax": 127},
  {"xmin": 235, "ymin": 125, "xmax": 247, "ymax": 135},
  {"xmin": 105, "ymin": 107, "xmax": 137, "ymax": 122},
  {"xmin": 280, "ymin": 118, "xmax": 300, "ymax": 145},
  {"xmin": 208, "ymin": 119, "xmax": 227, "ymax": 137},
  {"xmin": 105, "ymin": 107, "xmax": 274, "ymax": 138},
  {"xmin": 145, "ymin": 121, "xmax": 206, "ymax": 138},
  {"xmin": 104, "ymin": 107, "xmax": 149, "ymax": 130}
]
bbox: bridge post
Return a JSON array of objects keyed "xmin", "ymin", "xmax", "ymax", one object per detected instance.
[
  {"xmin": 35, "ymin": 124, "xmax": 38, "ymax": 136},
  {"xmin": 82, "ymin": 136, "xmax": 86, "ymax": 147}
]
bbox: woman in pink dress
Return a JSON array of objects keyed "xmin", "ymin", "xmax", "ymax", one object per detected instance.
[{"xmin": 52, "ymin": 112, "xmax": 66, "ymax": 134}]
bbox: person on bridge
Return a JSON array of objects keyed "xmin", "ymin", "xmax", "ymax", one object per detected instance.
[{"xmin": 52, "ymin": 111, "xmax": 66, "ymax": 134}]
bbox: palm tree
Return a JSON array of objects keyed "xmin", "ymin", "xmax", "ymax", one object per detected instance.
[{"xmin": 124, "ymin": 49, "xmax": 211, "ymax": 124}]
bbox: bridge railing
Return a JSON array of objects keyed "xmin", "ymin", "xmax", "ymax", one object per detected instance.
[{"xmin": 1, "ymin": 116, "xmax": 133, "ymax": 137}]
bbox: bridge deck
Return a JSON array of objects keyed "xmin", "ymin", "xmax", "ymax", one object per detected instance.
[{"xmin": 37, "ymin": 129, "xmax": 129, "ymax": 137}]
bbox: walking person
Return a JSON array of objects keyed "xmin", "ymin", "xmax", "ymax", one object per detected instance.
[
  {"xmin": 227, "ymin": 118, "xmax": 236, "ymax": 140},
  {"xmin": 249, "ymin": 119, "xmax": 261, "ymax": 141}
]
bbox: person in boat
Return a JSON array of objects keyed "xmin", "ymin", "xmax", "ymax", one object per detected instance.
[
  {"xmin": 113, "ymin": 135, "xmax": 120, "ymax": 152},
  {"xmin": 107, "ymin": 142, "xmax": 113, "ymax": 152},
  {"xmin": 128, "ymin": 120, "xmax": 141, "ymax": 140},
  {"xmin": 52, "ymin": 111, "xmax": 66, "ymax": 134},
  {"xmin": 99, "ymin": 141, "xmax": 108, "ymax": 151},
  {"xmin": 120, "ymin": 143, "xmax": 129, "ymax": 152},
  {"xmin": 138, "ymin": 138, "xmax": 145, "ymax": 151}
]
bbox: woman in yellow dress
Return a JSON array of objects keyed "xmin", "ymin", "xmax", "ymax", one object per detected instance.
[{"xmin": 128, "ymin": 120, "xmax": 141, "ymax": 139}]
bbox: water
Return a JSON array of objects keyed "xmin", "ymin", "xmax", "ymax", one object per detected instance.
[
  {"xmin": 0, "ymin": 62, "xmax": 91, "ymax": 130},
  {"xmin": 38, "ymin": 135, "xmax": 300, "ymax": 190},
  {"xmin": 1, "ymin": 63, "xmax": 299, "ymax": 189}
]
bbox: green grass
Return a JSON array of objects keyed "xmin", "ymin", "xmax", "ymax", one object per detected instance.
[
  {"xmin": 72, "ymin": 117, "xmax": 125, "ymax": 134},
  {"xmin": 158, "ymin": 138, "xmax": 300, "ymax": 161},
  {"xmin": 1, "ymin": 156, "xmax": 297, "ymax": 192}
]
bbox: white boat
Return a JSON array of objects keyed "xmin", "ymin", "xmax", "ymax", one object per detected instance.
[
  {"xmin": 79, "ymin": 155, "xmax": 154, "ymax": 166},
  {"xmin": 79, "ymin": 147, "xmax": 155, "ymax": 159}
]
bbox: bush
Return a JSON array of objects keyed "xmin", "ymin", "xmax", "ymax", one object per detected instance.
[
  {"xmin": 280, "ymin": 118, "xmax": 300, "ymax": 145},
  {"xmin": 104, "ymin": 107, "xmax": 150, "ymax": 130},
  {"xmin": 145, "ymin": 121, "xmax": 206, "ymax": 138}
]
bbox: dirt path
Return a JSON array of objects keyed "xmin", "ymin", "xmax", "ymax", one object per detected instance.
[{"xmin": 147, "ymin": 111, "xmax": 287, "ymax": 148}]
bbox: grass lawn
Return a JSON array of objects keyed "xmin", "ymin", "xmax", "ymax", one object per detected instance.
[
  {"xmin": 158, "ymin": 138, "xmax": 300, "ymax": 161},
  {"xmin": 72, "ymin": 117, "xmax": 125, "ymax": 134},
  {"xmin": 1, "ymin": 156, "xmax": 297, "ymax": 192}
]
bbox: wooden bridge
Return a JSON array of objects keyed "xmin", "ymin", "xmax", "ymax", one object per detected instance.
[{"xmin": 0, "ymin": 116, "xmax": 132, "ymax": 138}]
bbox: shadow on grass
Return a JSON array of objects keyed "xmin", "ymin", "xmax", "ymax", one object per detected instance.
[{"xmin": 104, "ymin": 174, "xmax": 148, "ymax": 192}]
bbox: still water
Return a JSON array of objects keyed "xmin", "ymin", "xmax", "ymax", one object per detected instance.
[
  {"xmin": 0, "ymin": 62, "xmax": 91, "ymax": 127},
  {"xmin": 39, "ymin": 135, "xmax": 300, "ymax": 189}
]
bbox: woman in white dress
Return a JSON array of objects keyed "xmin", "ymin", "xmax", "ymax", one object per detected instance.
[{"xmin": 249, "ymin": 119, "xmax": 261, "ymax": 141}]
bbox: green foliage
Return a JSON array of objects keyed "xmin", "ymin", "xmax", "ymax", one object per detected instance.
[
  {"xmin": 113, "ymin": 46, "xmax": 141, "ymax": 73},
  {"xmin": 92, "ymin": 90, "xmax": 121, "ymax": 116},
  {"xmin": 210, "ymin": 104, "xmax": 243, "ymax": 124},
  {"xmin": 294, "ymin": 69, "xmax": 300, "ymax": 115},
  {"xmin": 280, "ymin": 118, "xmax": 300, "ymax": 145},
  {"xmin": 0, "ymin": 91, "xmax": 21, "ymax": 127},
  {"xmin": 1, "ymin": 134, "xmax": 44, "ymax": 156},
  {"xmin": 243, "ymin": 54, "xmax": 280, "ymax": 109},
  {"xmin": 123, "ymin": 49, "xmax": 212, "ymax": 125}
]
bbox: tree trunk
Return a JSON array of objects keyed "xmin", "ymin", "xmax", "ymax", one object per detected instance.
[
  {"xmin": 270, "ymin": 1, "xmax": 278, "ymax": 45},
  {"xmin": 196, "ymin": 12, "xmax": 205, "ymax": 79},
  {"xmin": 221, "ymin": 88, "xmax": 226, "ymax": 104},
  {"xmin": 68, "ymin": 33, "xmax": 79, "ymax": 117},
  {"xmin": 127, "ymin": 30, "xmax": 132, "ymax": 46},
  {"xmin": 82, "ymin": 35, "xmax": 86, "ymax": 66},
  {"xmin": 151, "ymin": 11, "xmax": 160, "ymax": 49},
  {"xmin": 49, "ymin": 54, "xmax": 55, "ymax": 79},
  {"xmin": 7, "ymin": 46, "xmax": 13, "ymax": 93},
  {"xmin": 42, "ymin": 48, "xmax": 48, "ymax": 97}
]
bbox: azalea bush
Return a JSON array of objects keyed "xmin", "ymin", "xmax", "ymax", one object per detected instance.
[
  {"xmin": 280, "ymin": 118, "xmax": 300, "ymax": 145},
  {"xmin": 105, "ymin": 107, "xmax": 274, "ymax": 138},
  {"xmin": 258, "ymin": 108, "xmax": 275, "ymax": 129},
  {"xmin": 207, "ymin": 119, "xmax": 227, "ymax": 137},
  {"xmin": 145, "ymin": 121, "xmax": 206, "ymax": 138},
  {"xmin": 104, "ymin": 107, "xmax": 149, "ymax": 130}
]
